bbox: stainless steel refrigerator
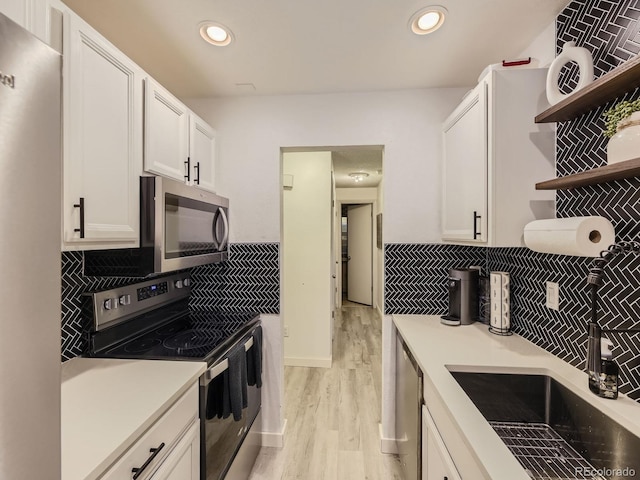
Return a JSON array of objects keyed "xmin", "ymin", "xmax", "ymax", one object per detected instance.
[{"xmin": 0, "ymin": 12, "xmax": 62, "ymax": 480}]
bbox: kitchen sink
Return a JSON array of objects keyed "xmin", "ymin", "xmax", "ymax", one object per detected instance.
[{"xmin": 450, "ymin": 372, "xmax": 640, "ymax": 480}]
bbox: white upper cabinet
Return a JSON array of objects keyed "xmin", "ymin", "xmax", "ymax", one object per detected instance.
[
  {"xmin": 442, "ymin": 68, "xmax": 556, "ymax": 247},
  {"xmin": 62, "ymin": 10, "xmax": 142, "ymax": 250},
  {"xmin": 442, "ymin": 81, "xmax": 488, "ymax": 243},
  {"xmin": 0, "ymin": 0, "xmax": 34, "ymax": 30},
  {"xmin": 189, "ymin": 113, "xmax": 217, "ymax": 192},
  {"xmin": 145, "ymin": 78, "xmax": 217, "ymax": 193},
  {"xmin": 144, "ymin": 77, "xmax": 190, "ymax": 182}
]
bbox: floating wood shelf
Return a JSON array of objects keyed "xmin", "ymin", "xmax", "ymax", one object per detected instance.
[
  {"xmin": 535, "ymin": 55, "xmax": 640, "ymax": 123},
  {"xmin": 536, "ymin": 157, "xmax": 640, "ymax": 190}
]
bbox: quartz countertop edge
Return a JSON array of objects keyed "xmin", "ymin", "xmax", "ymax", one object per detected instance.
[
  {"xmin": 61, "ymin": 357, "xmax": 206, "ymax": 480},
  {"xmin": 393, "ymin": 315, "xmax": 640, "ymax": 480}
]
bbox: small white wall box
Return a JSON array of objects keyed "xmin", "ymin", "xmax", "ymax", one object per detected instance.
[{"xmin": 283, "ymin": 174, "xmax": 294, "ymax": 189}]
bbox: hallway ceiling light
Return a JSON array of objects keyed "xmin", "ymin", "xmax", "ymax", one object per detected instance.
[
  {"xmin": 349, "ymin": 172, "xmax": 369, "ymax": 183},
  {"xmin": 409, "ymin": 6, "xmax": 447, "ymax": 35},
  {"xmin": 199, "ymin": 21, "xmax": 234, "ymax": 46}
]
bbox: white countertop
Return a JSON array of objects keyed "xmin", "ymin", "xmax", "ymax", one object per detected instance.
[
  {"xmin": 61, "ymin": 358, "xmax": 206, "ymax": 480},
  {"xmin": 393, "ymin": 315, "xmax": 640, "ymax": 480}
]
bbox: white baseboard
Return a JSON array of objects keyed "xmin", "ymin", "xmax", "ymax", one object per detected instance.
[
  {"xmin": 284, "ymin": 356, "xmax": 332, "ymax": 368},
  {"xmin": 379, "ymin": 423, "xmax": 398, "ymax": 454},
  {"xmin": 260, "ymin": 419, "xmax": 287, "ymax": 448}
]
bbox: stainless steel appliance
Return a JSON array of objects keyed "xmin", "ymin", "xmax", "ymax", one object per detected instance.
[
  {"xmin": 86, "ymin": 273, "xmax": 262, "ymax": 480},
  {"xmin": 441, "ymin": 267, "xmax": 479, "ymax": 326},
  {"xmin": 0, "ymin": 13, "xmax": 62, "ymax": 480},
  {"xmin": 395, "ymin": 333, "xmax": 422, "ymax": 480},
  {"xmin": 85, "ymin": 176, "xmax": 229, "ymax": 277}
]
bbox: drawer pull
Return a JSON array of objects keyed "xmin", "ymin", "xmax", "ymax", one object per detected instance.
[{"xmin": 131, "ymin": 442, "xmax": 165, "ymax": 479}]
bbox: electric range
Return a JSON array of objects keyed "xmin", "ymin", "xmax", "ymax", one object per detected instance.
[{"xmin": 85, "ymin": 271, "xmax": 262, "ymax": 480}]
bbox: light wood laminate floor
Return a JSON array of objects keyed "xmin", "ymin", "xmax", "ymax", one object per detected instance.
[{"xmin": 249, "ymin": 304, "xmax": 403, "ymax": 480}]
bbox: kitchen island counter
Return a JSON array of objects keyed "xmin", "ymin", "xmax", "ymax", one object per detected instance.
[
  {"xmin": 393, "ymin": 315, "xmax": 640, "ymax": 480},
  {"xmin": 61, "ymin": 357, "xmax": 205, "ymax": 480}
]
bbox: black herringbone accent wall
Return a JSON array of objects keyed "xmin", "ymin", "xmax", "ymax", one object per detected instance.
[
  {"xmin": 384, "ymin": 244, "xmax": 486, "ymax": 315},
  {"xmin": 189, "ymin": 243, "xmax": 280, "ymax": 313},
  {"xmin": 61, "ymin": 243, "xmax": 279, "ymax": 362}
]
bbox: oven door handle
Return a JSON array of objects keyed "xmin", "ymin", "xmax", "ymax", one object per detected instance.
[{"xmin": 204, "ymin": 336, "xmax": 254, "ymax": 383}]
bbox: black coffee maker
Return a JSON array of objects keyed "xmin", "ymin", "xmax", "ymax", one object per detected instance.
[{"xmin": 441, "ymin": 268, "xmax": 479, "ymax": 326}]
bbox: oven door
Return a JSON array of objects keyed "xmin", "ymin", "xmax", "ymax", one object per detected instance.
[
  {"xmin": 149, "ymin": 176, "xmax": 229, "ymax": 272},
  {"xmin": 199, "ymin": 332, "xmax": 261, "ymax": 480}
]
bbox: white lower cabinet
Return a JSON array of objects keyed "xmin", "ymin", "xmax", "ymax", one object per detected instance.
[
  {"xmin": 149, "ymin": 420, "xmax": 200, "ymax": 480},
  {"xmin": 422, "ymin": 405, "xmax": 462, "ymax": 480},
  {"xmin": 101, "ymin": 383, "xmax": 199, "ymax": 480}
]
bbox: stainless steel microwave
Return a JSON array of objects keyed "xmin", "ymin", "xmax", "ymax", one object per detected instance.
[{"xmin": 84, "ymin": 176, "xmax": 229, "ymax": 277}]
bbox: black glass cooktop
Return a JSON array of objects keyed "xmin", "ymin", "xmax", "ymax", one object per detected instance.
[{"xmin": 90, "ymin": 308, "xmax": 260, "ymax": 365}]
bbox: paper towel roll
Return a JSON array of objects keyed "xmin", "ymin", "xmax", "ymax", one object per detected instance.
[{"xmin": 524, "ymin": 216, "xmax": 615, "ymax": 257}]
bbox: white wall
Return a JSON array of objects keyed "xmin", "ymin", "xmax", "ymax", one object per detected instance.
[
  {"xmin": 282, "ymin": 151, "xmax": 333, "ymax": 367},
  {"xmin": 188, "ymin": 89, "xmax": 467, "ymax": 244},
  {"xmin": 517, "ymin": 20, "xmax": 556, "ymax": 67}
]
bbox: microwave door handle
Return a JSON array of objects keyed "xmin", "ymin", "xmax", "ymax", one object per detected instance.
[
  {"xmin": 218, "ymin": 207, "xmax": 229, "ymax": 251},
  {"xmin": 212, "ymin": 207, "xmax": 229, "ymax": 251}
]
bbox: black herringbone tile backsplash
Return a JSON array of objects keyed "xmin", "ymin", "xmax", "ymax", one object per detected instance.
[{"xmin": 60, "ymin": 243, "xmax": 279, "ymax": 361}]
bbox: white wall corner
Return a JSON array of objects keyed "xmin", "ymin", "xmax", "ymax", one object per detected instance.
[
  {"xmin": 261, "ymin": 419, "xmax": 288, "ymax": 448},
  {"xmin": 379, "ymin": 423, "xmax": 398, "ymax": 454}
]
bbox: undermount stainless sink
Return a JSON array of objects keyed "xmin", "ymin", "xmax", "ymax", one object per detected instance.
[{"xmin": 450, "ymin": 372, "xmax": 640, "ymax": 480}]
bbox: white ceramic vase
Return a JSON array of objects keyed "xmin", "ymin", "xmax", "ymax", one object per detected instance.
[{"xmin": 607, "ymin": 111, "xmax": 640, "ymax": 165}]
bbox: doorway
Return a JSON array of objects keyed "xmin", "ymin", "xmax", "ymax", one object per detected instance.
[
  {"xmin": 281, "ymin": 145, "xmax": 383, "ymax": 367},
  {"xmin": 342, "ymin": 203, "xmax": 373, "ymax": 306}
]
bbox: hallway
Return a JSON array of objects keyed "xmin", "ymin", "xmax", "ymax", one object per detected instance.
[{"xmin": 249, "ymin": 305, "xmax": 403, "ymax": 479}]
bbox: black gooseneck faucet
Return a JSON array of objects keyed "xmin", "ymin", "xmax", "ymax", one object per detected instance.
[{"xmin": 586, "ymin": 240, "xmax": 640, "ymax": 398}]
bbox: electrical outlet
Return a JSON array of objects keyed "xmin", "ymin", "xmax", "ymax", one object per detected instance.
[
  {"xmin": 546, "ymin": 281, "xmax": 559, "ymax": 311},
  {"xmin": 284, "ymin": 325, "xmax": 289, "ymax": 337}
]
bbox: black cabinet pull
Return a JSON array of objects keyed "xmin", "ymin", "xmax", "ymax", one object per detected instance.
[
  {"xmin": 73, "ymin": 197, "xmax": 85, "ymax": 239},
  {"xmin": 184, "ymin": 157, "xmax": 191, "ymax": 182},
  {"xmin": 131, "ymin": 442, "xmax": 165, "ymax": 480},
  {"xmin": 473, "ymin": 210, "xmax": 481, "ymax": 240},
  {"xmin": 194, "ymin": 161, "xmax": 200, "ymax": 185}
]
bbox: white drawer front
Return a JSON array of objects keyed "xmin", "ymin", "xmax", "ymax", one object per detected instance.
[{"xmin": 101, "ymin": 383, "xmax": 199, "ymax": 480}]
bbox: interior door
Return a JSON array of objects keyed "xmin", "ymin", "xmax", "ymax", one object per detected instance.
[{"xmin": 347, "ymin": 204, "xmax": 372, "ymax": 305}]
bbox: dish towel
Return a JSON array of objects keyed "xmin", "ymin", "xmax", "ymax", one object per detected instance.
[
  {"xmin": 226, "ymin": 341, "xmax": 248, "ymax": 421},
  {"xmin": 205, "ymin": 371, "xmax": 226, "ymax": 420},
  {"xmin": 247, "ymin": 326, "xmax": 263, "ymax": 388}
]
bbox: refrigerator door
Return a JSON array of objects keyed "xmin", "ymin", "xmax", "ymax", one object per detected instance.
[{"xmin": 0, "ymin": 12, "xmax": 62, "ymax": 480}]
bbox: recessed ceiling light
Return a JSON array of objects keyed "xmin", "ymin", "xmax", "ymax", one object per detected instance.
[
  {"xmin": 409, "ymin": 6, "xmax": 447, "ymax": 35},
  {"xmin": 199, "ymin": 21, "xmax": 233, "ymax": 46}
]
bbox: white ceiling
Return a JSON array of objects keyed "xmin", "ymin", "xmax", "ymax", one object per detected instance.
[
  {"xmin": 333, "ymin": 147, "xmax": 383, "ymax": 188},
  {"xmin": 62, "ymin": 0, "xmax": 570, "ymax": 99}
]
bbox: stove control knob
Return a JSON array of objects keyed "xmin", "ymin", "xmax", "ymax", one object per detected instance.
[
  {"xmin": 183, "ymin": 278, "xmax": 191, "ymax": 287},
  {"xmin": 103, "ymin": 298, "xmax": 119, "ymax": 310},
  {"xmin": 175, "ymin": 280, "xmax": 184, "ymax": 289},
  {"xmin": 119, "ymin": 294, "xmax": 131, "ymax": 306}
]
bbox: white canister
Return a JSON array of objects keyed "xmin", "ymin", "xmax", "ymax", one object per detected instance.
[{"xmin": 489, "ymin": 272, "xmax": 512, "ymax": 335}]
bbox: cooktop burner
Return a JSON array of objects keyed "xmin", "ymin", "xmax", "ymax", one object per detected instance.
[{"xmin": 91, "ymin": 309, "xmax": 259, "ymax": 364}]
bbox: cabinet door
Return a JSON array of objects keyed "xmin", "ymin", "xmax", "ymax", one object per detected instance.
[
  {"xmin": 63, "ymin": 11, "xmax": 141, "ymax": 249},
  {"xmin": 422, "ymin": 406, "xmax": 461, "ymax": 480},
  {"xmin": 149, "ymin": 420, "xmax": 200, "ymax": 480},
  {"xmin": 442, "ymin": 81, "xmax": 488, "ymax": 243},
  {"xmin": 189, "ymin": 113, "xmax": 216, "ymax": 193},
  {"xmin": 0, "ymin": 0, "xmax": 35, "ymax": 30},
  {"xmin": 144, "ymin": 77, "xmax": 190, "ymax": 182}
]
